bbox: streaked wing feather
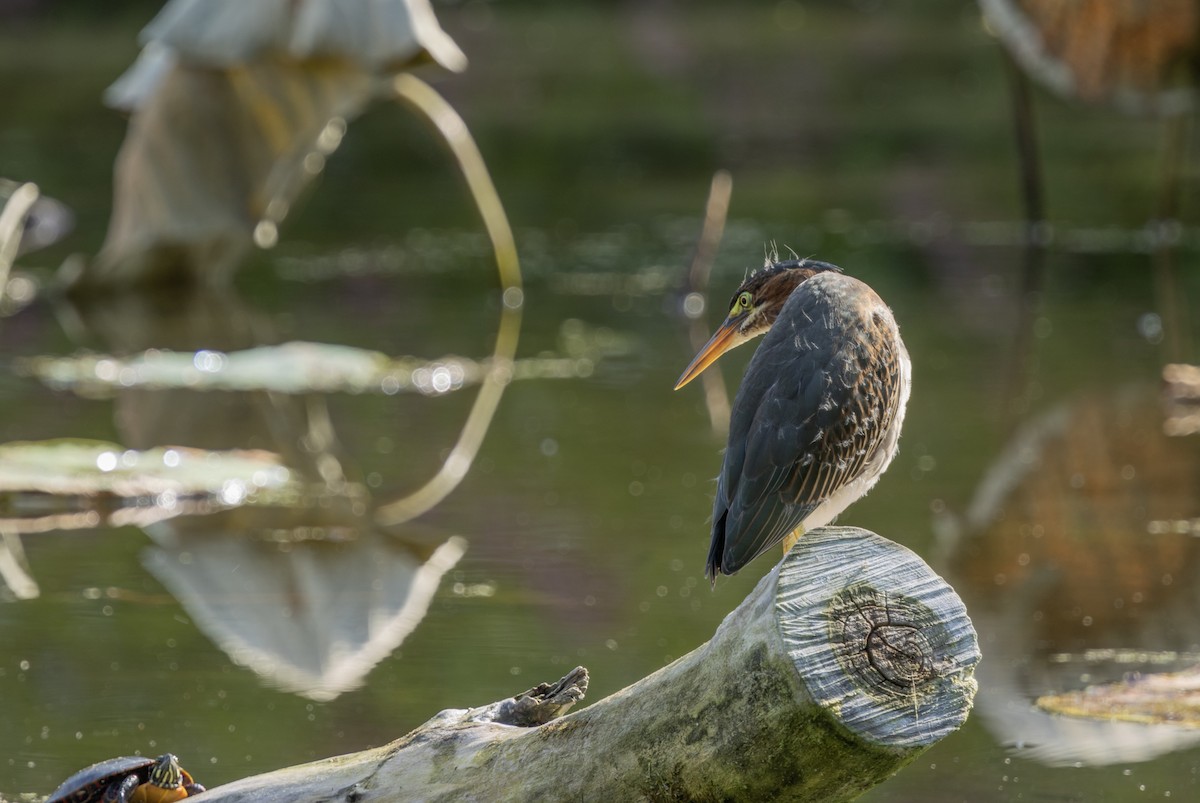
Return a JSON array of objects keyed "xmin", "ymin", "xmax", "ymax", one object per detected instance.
[{"xmin": 718, "ymin": 492, "xmax": 817, "ymax": 575}]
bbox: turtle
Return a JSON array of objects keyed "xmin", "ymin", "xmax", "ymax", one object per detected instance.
[{"xmin": 47, "ymin": 753, "xmax": 205, "ymax": 803}]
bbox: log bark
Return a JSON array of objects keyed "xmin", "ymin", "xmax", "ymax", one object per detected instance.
[{"xmin": 197, "ymin": 526, "xmax": 979, "ymax": 802}]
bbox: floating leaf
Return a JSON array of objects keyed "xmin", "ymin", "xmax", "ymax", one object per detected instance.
[
  {"xmin": 21, "ymin": 342, "xmax": 391, "ymax": 396},
  {"xmin": 1037, "ymin": 665, "xmax": 1200, "ymax": 728},
  {"xmin": 18, "ymin": 335, "xmax": 624, "ymax": 398},
  {"xmin": 0, "ymin": 439, "xmax": 294, "ymax": 500}
]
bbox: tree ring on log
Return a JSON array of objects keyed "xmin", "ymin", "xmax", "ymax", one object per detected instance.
[
  {"xmin": 775, "ymin": 526, "xmax": 980, "ymax": 749},
  {"xmin": 830, "ymin": 582, "xmax": 936, "ymax": 693}
]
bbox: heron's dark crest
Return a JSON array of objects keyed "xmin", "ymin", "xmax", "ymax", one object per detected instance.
[{"xmin": 726, "ymin": 259, "xmax": 842, "ymax": 334}]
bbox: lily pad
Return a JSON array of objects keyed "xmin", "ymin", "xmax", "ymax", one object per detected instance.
[
  {"xmin": 1037, "ymin": 665, "xmax": 1200, "ymax": 728},
  {"xmin": 18, "ymin": 331, "xmax": 625, "ymax": 398},
  {"xmin": 0, "ymin": 439, "xmax": 294, "ymax": 500},
  {"xmin": 21, "ymin": 342, "xmax": 392, "ymax": 397}
]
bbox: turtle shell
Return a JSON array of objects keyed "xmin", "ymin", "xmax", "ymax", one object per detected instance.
[{"xmin": 47, "ymin": 755, "xmax": 158, "ymax": 803}]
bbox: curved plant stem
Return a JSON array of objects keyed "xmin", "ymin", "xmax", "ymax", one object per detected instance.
[
  {"xmin": 0, "ymin": 182, "xmax": 40, "ymax": 300},
  {"xmin": 683, "ymin": 170, "xmax": 733, "ymax": 436},
  {"xmin": 375, "ymin": 75, "xmax": 523, "ymax": 526}
]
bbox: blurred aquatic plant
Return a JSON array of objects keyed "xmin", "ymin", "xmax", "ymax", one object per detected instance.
[
  {"xmin": 980, "ymin": 0, "xmax": 1199, "ymax": 116},
  {"xmin": 979, "ymin": 1, "xmax": 1199, "ymax": 364},
  {"xmin": 0, "ymin": 438, "xmax": 302, "ymax": 602},
  {"xmin": 16, "ymin": 335, "xmax": 622, "ymax": 398},
  {"xmin": 0, "ymin": 531, "xmax": 37, "ymax": 601},
  {"xmin": 979, "ymin": 0, "xmax": 1199, "ymax": 227},
  {"xmin": 60, "ymin": 0, "xmax": 528, "ymax": 528},
  {"xmin": 0, "ymin": 179, "xmax": 52, "ymax": 317},
  {"xmin": 1, "ymin": 178, "xmax": 74, "ymax": 255},
  {"xmin": 1037, "ymin": 664, "xmax": 1200, "ymax": 729},
  {"xmin": 1163, "ymin": 362, "xmax": 1200, "ymax": 436},
  {"xmin": 75, "ymin": 0, "xmax": 467, "ymax": 287},
  {"xmin": 25, "ymin": 73, "xmax": 535, "ymax": 533},
  {"xmin": 676, "ymin": 170, "xmax": 733, "ymax": 437},
  {"xmin": 0, "ymin": 181, "xmax": 39, "ymax": 299},
  {"xmin": 0, "ymin": 439, "xmax": 295, "ymax": 500}
]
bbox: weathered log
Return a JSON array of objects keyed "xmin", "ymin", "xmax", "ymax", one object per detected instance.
[{"xmin": 197, "ymin": 526, "xmax": 979, "ymax": 802}]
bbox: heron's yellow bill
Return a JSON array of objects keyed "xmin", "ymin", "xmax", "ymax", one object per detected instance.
[{"xmin": 675, "ymin": 320, "xmax": 739, "ymax": 389}]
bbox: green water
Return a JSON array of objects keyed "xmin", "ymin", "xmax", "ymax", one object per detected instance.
[{"xmin": 2, "ymin": 2, "xmax": 1200, "ymax": 800}]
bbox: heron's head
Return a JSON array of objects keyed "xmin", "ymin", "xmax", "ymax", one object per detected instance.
[{"xmin": 674, "ymin": 258, "xmax": 840, "ymax": 389}]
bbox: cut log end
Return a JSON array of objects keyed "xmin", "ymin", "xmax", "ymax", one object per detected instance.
[{"xmin": 776, "ymin": 526, "xmax": 980, "ymax": 749}]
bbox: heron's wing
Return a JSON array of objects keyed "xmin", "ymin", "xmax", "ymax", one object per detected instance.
[
  {"xmin": 709, "ymin": 393, "xmax": 821, "ymax": 577},
  {"xmin": 709, "ymin": 483, "xmax": 815, "ymax": 579},
  {"xmin": 710, "ymin": 279, "xmax": 905, "ymax": 576}
]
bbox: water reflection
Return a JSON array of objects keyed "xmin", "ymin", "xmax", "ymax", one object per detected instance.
[
  {"xmin": 6, "ymin": 280, "xmax": 638, "ymax": 708},
  {"xmin": 941, "ymin": 388, "xmax": 1200, "ymax": 766},
  {"xmin": 0, "ymin": 532, "xmax": 38, "ymax": 601},
  {"xmin": 142, "ymin": 516, "xmax": 464, "ymax": 702},
  {"xmin": 6, "ymin": 288, "xmax": 472, "ymax": 701},
  {"xmin": 1164, "ymin": 362, "xmax": 1200, "ymax": 437}
]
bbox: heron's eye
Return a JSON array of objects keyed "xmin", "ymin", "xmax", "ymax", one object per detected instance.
[{"xmin": 732, "ymin": 291, "xmax": 753, "ymax": 314}]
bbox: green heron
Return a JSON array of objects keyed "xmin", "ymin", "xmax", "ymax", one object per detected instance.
[{"xmin": 675, "ymin": 259, "xmax": 911, "ymax": 581}]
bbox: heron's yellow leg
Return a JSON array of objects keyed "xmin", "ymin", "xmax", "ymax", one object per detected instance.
[{"xmin": 780, "ymin": 527, "xmax": 805, "ymax": 555}]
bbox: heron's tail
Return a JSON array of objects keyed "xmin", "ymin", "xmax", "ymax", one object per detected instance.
[{"xmin": 705, "ymin": 511, "xmax": 728, "ymax": 588}]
